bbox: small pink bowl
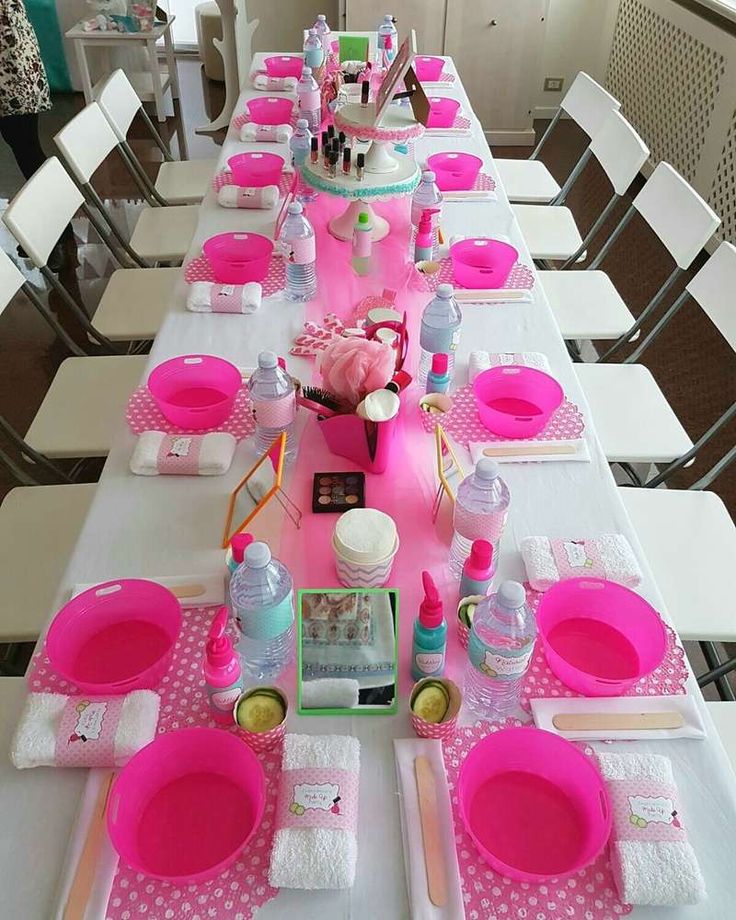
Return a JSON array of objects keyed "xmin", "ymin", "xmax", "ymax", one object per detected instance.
[
  {"xmin": 203, "ymin": 231, "xmax": 273, "ymax": 284},
  {"xmin": 427, "ymin": 96, "xmax": 461, "ymax": 128},
  {"xmin": 473, "ymin": 365, "xmax": 564, "ymax": 438},
  {"xmin": 148, "ymin": 354, "xmax": 242, "ymax": 429},
  {"xmin": 264, "ymin": 55, "xmax": 303, "ymax": 79},
  {"xmin": 428, "ymin": 151, "xmax": 483, "ymax": 191},
  {"xmin": 246, "ymin": 96, "xmax": 294, "ymax": 125},
  {"xmin": 228, "ymin": 152, "xmax": 284, "ymax": 187},
  {"xmin": 450, "ymin": 237, "xmax": 518, "ymax": 289},
  {"xmin": 414, "ymin": 56, "xmax": 444, "ymax": 81}
]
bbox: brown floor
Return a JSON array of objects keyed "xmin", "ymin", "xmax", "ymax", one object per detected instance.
[{"xmin": 0, "ymin": 58, "xmax": 734, "ymax": 689}]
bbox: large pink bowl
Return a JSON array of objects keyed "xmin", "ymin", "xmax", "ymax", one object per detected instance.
[
  {"xmin": 473, "ymin": 365, "xmax": 564, "ymax": 438},
  {"xmin": 45, "ymin": 579, "xmax": 181, "ymax": 693},
  {"xmin": 148, "ymin": 354, "xmax": 242, "ymax": 429},
  {"xmin": 203, "ymin": 231, "xmax": 273, "ymax": 284},
  {"xmin": 458, "ymin": 727, "xmax": 611, "ymax": 882},
  {"xmin": 228, "ymin": 152, "xmax": 284, "ymax": 187},
  {"xmin": 264, "ymin": 54, "xmax": 303, "ymax": 78},
  {"xmin": 450, "ymin": 238, "xmax": 518, "ymax": 289},
  {"xmin": 246, "ymin": 96, "xmax": 294, "ymax": 125},
  {"xmin": 414, "ymin": 56, "xmax": 444, "ymax": 81},
  {"xmin": 427, "ymin": 96, "xmax": 461, "ymax": 128},
  {"xmin": 108, "ymin": 728, "xmax": 266, "ymax": 883},
  {"xmin": 428, "ymin": 151, "xmax": 483, "ymax": 191},
  {"xmin": 537, "ymin": 578, "xmax": 668, "ymax": 696}
]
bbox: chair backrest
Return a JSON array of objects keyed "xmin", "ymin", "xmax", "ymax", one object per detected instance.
[
  {"xmin": 589, "ymin": 110, "xmax": 649, "ymax": 196},
  {"xmin": 54, "ymin": 102, "xmax": 119, "ymax": 185},
  {"xmin": 633, "ymin": 162, "xmax": 721, "ymax": 269},
  {"xmin": 2, "ymin": 158, "xmax": 84, "ymax": 268},
  {"xmin": 96, "ymin": 69, "xmax": 141, "ymax": 142},
  {"xmin": 560, "ymin": 72, "xmax": 620, "ymax": 139},
  {"xmin": 0, "ymin": 248, "xmax": 25, "ymax": 317},
  {"xmin": 686, "ymin": 240, "xmax": 736, "ymax": 354}
]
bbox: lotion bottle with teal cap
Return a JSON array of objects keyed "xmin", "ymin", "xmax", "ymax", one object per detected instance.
[{"xmin": 411, "ymin": 571, "xmax": 447, "ymax": 681}]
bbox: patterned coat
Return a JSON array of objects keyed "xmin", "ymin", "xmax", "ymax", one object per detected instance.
[{"xmin": 0, "ymin": 0, "xmax": 51, "ymax": 118}]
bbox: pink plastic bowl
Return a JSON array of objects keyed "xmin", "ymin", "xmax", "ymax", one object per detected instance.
[
  {"xmin": 45, "ymin": 580, "xmax": 181, "ymax": 694},
  {"xmin": 537, "ymin": 577, "xmax": 668, "ymax": 696},
  {"xmin": 228, "ymin": 152, "xmax": 284, "ymax": 187},
  {"xmin": 458, "ymin": 727, "xmax": 611, "ymax": 882},
  {"xmin": 473, "ymin": 365, "xmax": 564, "ymax": 438},
  {"xmin": 108, "ymin": 728, "xmax": 265, "ymax": 883},
  {"xmin": 450, "ymin": 237, "xmax": 518, "ymax": 289},
  {"xmin": 414, "ymin": 56, "xmax": 444, "ymax": 81},
  {"xmin": 203, "ymin": 231, "xmax": 273, "ymax": 284},
  {"xmin": 427, "ymin": 151, "xmax": 483, "ymax": 191},
  {"xmin": 148, "ymin": 354, "xmax": 242, "ymax": 429},
  {"xmin": 246, "ymin": 96, "xmax": 294, "ymax": 125},
  {"xmin": 427, "ymin": 96, "xmax": 461, "ymax": 128},
  {"xmin": 264, "ymin": 54, "xmax": 303, "ymax": 79}
]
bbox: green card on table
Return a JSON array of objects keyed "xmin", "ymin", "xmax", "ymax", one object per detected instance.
[{"xmin": 339, "ymin": 34, "xmax": 370, "ymax": 62}]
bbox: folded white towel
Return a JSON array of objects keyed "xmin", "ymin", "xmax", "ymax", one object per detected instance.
[
  {"xmin": 11, "ymin": 691, "xmax": 159, "ymax": 769},
  {"xmin": 239, "ymin": 122, "xmax": 293, "ymax": 143},
  {"xmin": 520, "ymin": 534, "xmax": 642, "ymax": 590},
  {"xmin": 252, "ymin": 73, "xmax": 298, "ymax": 92},
  {"xmin": 269, "ymin": 733, "xmax": 360, "ymax": 889},
  {"xmin": 469, "ymin": 350, "xmax": 550, "ymax": 382},
  {"xmin": 216, "ymin": 184, "xmax": 280, "ymax": 209},
  {"xmin": 130, "ymin": 431, "xmax": 237, "ymax": 476},
  {"xmin": 598, "ymin": 752, "xmax": 706, "ymax": 905},
  {"xmin": 302, "ymin": 679, "xmax": 360, "ymax": 709},
  {"xmin": 186, "ymin": 280, "xmax": 262, "ymax": 313}
]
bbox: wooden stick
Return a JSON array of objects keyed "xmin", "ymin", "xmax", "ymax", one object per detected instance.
[
  {"xmin": 443, "ymin": 190, "xmax": 496, "ymax": 200},
  {"xmin": 453, "ymin": 288, "xmax": 530, "ymax": 302},
  {"xmin": 63, "ymin": 771, "xmax": 115, "ymax": 920},
  {"xmin": 552, "ymin": 712, "xmax": 685, "ymax": 732},
  {"xmin": 169, "ymin": 583, "xmax": 207, "ymax": 599},
  {"xmin": 483, "ymin": 443, "xmax": 579, "ymax": 457},
  {"xmin": 415, "ymin": 756, "xmax": 447, "ymax": 908}
]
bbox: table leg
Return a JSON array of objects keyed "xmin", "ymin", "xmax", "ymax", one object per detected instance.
[
  {"xmin": 74, "ymin": 40, "xmax": 94, "ymax": 104},
  {"xmin": 147, "ymin": 38, "xmax": 166, "ymax": 123}
]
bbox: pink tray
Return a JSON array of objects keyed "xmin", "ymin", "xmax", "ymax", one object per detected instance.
[
  {"xmin": 185, "ymin": 252, "xmax": 286, "ymax": 297},
  {"xmin": 126, "ymin": 383, "xmax": 255, "ymax": 441},
  {"xmin": 421, "ymin": 255, "xmax": 535, "ymax": 294}
]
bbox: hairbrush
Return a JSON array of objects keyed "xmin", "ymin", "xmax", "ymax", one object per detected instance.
[{"xmin": 298, "ymin": 385, "xmax": 348, "ymax": 418}]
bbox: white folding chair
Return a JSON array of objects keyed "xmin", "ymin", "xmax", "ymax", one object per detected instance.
[
  {"xmin": 495, "ymin": 72, "xmax": 620, "ymax": 205},
  {"xmin": 706, "ymin": 703, "xmax": 736, "ymax": 770},
  {"xmin": 54, "ymin": 102, "xmax": 199, "ymax": 264},
  {"xmin": 96, "ymin": 69, "xmax": 218, "ymax": 206}
]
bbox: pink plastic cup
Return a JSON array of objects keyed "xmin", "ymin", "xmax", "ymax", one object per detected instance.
[
  {"xmin": 450, "ymin": 237, "xmax": 518, "ymax": 289},
  {"xmin": 473, "ymin": 365, "xmax": 564, "ymax": 438},
  {"xmin": 537, "ymin": 577, "xmax": 668, "ymax": 696},
  {"xmin": 427, "ymin": 96, "xmax": 461, "ymax": 128},
  {"xmin": 228, "ymin": 152, "xmax": 284, "ymax": 187},
  {"xmin": 45, "ymin": 579, "xmax": 182, "ymax": 694},
  {"xmin": 414, "ymin": 56, "xmax": 445, "ymax": 81},
  {"xmin": 246, "ymin": 96, "xmax": 294, "ymax": 125},
  {"xmin": 203, "ymin": 231, "xmax": 273, "ymax": 284},
  {"xmin": 427, "ymin": 151, "xmax": 483, "ymax": 191},
  {"xmin": 264, "ymin": 55, "xmax": 303, "ymax": 79},
  {"xmin": 147, "ymin": 354, "xmax": 242, "ymax": 429},
  {"xmin": 458, "ymin": 726, "xmax": 611, "ymax": 882},
  {"xmin": 107, "ymin": 728, "xmax": 266, "ymax": 883}
]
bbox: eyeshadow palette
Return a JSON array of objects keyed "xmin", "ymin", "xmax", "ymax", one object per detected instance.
[{"xmin": 312, "ymin": 472, "xmax": 366, "ymax": 513}]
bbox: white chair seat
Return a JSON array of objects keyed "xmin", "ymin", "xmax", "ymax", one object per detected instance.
[
  {"xmin": 25, "ymin": 355, "xmax": 147, "ymax": 458},
  {"xmin": 538, "ymin": 270, "xmax": 637, "ymax": 340},
  {"xmin": 495, "ymin": 159, "xmax": 561, "ymax": 204},
  {"xmin": 129, "ymin": 205, "xmax": 199, "ymax": 262},
  {"xmin": 574, "ymin": 363, "xmax": 693, "ymax": 463},
  {"xmin": 93, "ymin": 266, "xmax": 180, "ymax": 340},
  {"xmin": 620, "ymin": 487, "xmax": 736, "ymax": 642},
  {"xmin": 706, "ymin": 703, "xmax": 736, "ymax": 772},
  {"xmin": 0, "ymin": 483, "xmax": 96, "ymax": 642},
  {"xmin": 512, "ymin": 204, "xmax": 584, "ymax": 261},
  {"xmin": 155, "ymin": 157, "xmax": 219, "ymax": 204}
]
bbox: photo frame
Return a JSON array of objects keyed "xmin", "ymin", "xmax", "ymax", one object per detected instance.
[{"xmin": 432, "ymin": 423, "xmax": 465, "ymax": 522}]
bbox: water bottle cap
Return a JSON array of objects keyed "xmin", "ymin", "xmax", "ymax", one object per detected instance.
[
  {"xmin": 498, "ymin": 580, "xmax": 526, "ymax": 610},
  {"xmin": 422, "ymin": 170, "xmax": 436, "ymax": 183},
  {"xmin": 317, "ymin": 14, "xmax": 326, "ymax": 21},
  {"xmin": 257, "ymin": 350, "xmax": 278, "ymax": 369},
  {"xmin": 301, "ymin": 66, "xmax": 312, "ymax": 78},
  {"xmin": 245, "ymin": 541, "xmax": 272, "ymax": 568},
  {"xmin": 436, "ymin": 283, "xmax": 454, "ymax": 298},
  {"xmin": 296, "ymin": 118, "xmax": 309, "ymax": 130},
  {"xmin": 475, "ymin": 457, "xmax": 500, "ymax": 480},
  {"xmin": 287, "ymin": 201, "xmax": 303, "ymax": 215}
]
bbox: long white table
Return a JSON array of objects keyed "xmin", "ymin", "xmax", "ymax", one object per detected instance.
[{"xmin": 3, "ymin": 54, "xmax": 736, "ymax": 919}]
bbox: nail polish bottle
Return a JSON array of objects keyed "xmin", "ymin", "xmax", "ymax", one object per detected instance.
[
  {"xmin": 356, "ymin": 152, "xmax": 365, "ymax": 181},
  {"xmin": 342, "ymin": 146, "xmax": 351, "ymax": 175}
]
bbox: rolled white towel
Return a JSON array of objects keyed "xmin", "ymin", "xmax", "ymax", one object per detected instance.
[
  {"xmin": 302, "ymin": 679, "xmax": 360, "ymax": 709},
  {"xmin": 186, "ymin": 280, "xmax": 262, "ymax": 314},
  {"xmin": 469, "ymin": 350, "xmax": 551, "ymax": 382},
  {"xmin": 11, "ymin": 691, "xmax": 159, "ymax": 769},
  {"xmin": 239, "ymin": 122, "xmax": 293, "ymax": 143},
  {"xmin": 130, "ymin": 431, "xmax": 237, "ymax": 476},
  {"xmin": 598, "ymin": 752, "xmax": 706, "ymax": 905},
  {"xmin": 252, "ymin": 73, "xmax": 298, "ymax": 92},
  {"xmin": 520, "ymin": 534, "xmax": 642, "ymax": 590},
  {"xmin": 217, "ymin": 184, "xmax": 280, "ymax": 210}
]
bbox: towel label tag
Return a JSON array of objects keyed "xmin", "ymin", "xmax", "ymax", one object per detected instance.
[
  {"xmin": 55, "ymin": 696, "xmax": 125, "ymax": 767},
  {"xmin": 609, "ymin": 778, "xmax": 686, "ymax": 842},
  {"xmin": 210, "ymin": 284, "xmax": 246, "ymax": 313},
  {"xmin": 156, "ymin": 434, "xmax": 203, "ymax": 475},
  {"xmin": 277, "ymin": 767, "xmax": 358, "ymax": 831},
  {"xmin": 550, "ymin": 539, "xmax": 606, "ymax": 580}
]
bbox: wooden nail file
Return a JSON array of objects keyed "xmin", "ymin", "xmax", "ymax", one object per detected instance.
[
  {"xmin": 169, "ymin": 583, "xmax": 207, "ymax": 599},
  {"xmin": 63, "ymin": 770, "xmax": 115, "ymax": 920},
  {"xmin": 552, "ymin": 712, "xmax": 685, "ymax": 732},
  {"xmin": 453, "ymin": 288, "xmax": 529, "ymax": 303},
  {"xmin": 415, "ymin": 755, "xmax": 448, "ymax": 908},
  {"xmin": 483, "ymin": 443, "xmax": 578, "ymax": 457}
]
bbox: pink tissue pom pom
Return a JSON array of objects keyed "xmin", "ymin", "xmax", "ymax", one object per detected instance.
[{"xmin": 320, "ymin": 336, "xmax": 395, "ymax": 406}]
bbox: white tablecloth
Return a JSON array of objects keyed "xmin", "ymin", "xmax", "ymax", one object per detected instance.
[{"xmin": 3, "ymin": 54, "xmax": 736, "ymax": 920}]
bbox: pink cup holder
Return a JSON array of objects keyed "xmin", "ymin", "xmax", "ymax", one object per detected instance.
[
  {"xmin": 147, "ymin": 354, "xmax": 242, "ymax": 430},
  {"xmin": 203, "ymin": 231, "xmax": 274, "ymax": 284},
  {"xmin": 472, "ymin": 365, "xmax": 564, "ymax": 438},
  {"xmin": 246, "ymin": 96, "xmax": 294, "ymax": 125},
  {"xmin": 427, "ymin": 151, "xmax": 483, "ymax": 191},
  {"xmin": 427, "ymin": 96, "xmax": 461, "ymax": 128},
  {"xmin": 450, "ymin": 237, "xmax": 518, "ymax": 289},
  {"xmin": 228, "ymin": 152, "xmax": 284, "ymax": 187},
  {"xmin": 264, "ymin": 55, "xmax": 304, "ymax": 79},
  {"xmin": 414, "ymin": 56, "xmax": 445, "ymax": 81}
]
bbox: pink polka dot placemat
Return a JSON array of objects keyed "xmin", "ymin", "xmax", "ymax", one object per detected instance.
[
  {"xmin": 443, "ymin": 719, "xmax": 632, "ymax": 920},
  {"xmin": 232, "ymin": 110, "xmax": 298, "ymax": 132},
  {"xmin": 126, "ymin": 384, "xmax": 255, "ymax": 441},
  {"xmin": 426, "ymin": 113, "xmax": 472, "ymax": 135},
  {"xmin": 422, "ymin": 71, "xmax": 456, "ymax": 84},
  {"xmin": 184, "ymin": 253, "xmax": 286, "ymax": 297},
  {"xmin": 421, "ymin": 255, "xmax": 536, "ymax": 294},
  {"xmin": 212, "ymin": 170, "xmax": 293, "ymax": 198},
  {"xmin": 419, "ymin": 383, "xmax": 584, "ymax": 450}
]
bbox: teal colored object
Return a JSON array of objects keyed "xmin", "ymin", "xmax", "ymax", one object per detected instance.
[
  {"xmin": 411, "ymin": 571, "xmax": 447, "ymax": 681},
  {"xmin": 24, "ymin": 0, "xmax": 72, "ymax": 93}
]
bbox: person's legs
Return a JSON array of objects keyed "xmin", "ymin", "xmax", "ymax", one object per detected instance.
[{"xmin": 0, "ymin": 112, "xmax": 47, "ymax": 180}]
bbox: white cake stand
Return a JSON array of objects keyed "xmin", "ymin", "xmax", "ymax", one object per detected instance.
[{"xmin": 333, "ymin": 102, "xmax": 425, "ymax": 174}]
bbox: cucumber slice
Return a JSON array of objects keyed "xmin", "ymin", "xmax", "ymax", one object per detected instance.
[
  {"xmin": 412, "ymin": 684, "xmax": 449, "ymax": 724},
  {"xmin": 237, "ymin": 692, "xmax": 285, "ymax": 733}
]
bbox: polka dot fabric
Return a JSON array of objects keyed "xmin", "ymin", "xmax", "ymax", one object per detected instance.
[
  {"xmin": 423, "ymin": 256, "xmax": 536, "ymax": 294},
  {"xmin": 126, "ymin": 385, "xmax": 255, "ymax": 441},
  {"xmin": 443, "ymin": 719, "xmax": 632, "ymax": 920},
  {"xmin": 212, "ymin": 170, "xmax": 293, "ymax": 198},
  {"xmin": 426, "ymin": 113, "xmax": 472, "ymax": 135},
  {"xmin": 184, "ymin": 253, "xmax": 286, "ymax": 297}
]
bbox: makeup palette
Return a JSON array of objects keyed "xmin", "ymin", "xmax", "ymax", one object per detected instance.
[{"xmin": 312, "ymin": 472, "xmax": 366, "ymax": 513}]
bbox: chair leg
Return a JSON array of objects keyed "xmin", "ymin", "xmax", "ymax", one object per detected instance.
[
  {"xmin": 615, "ymin": 462, "xmax": 644, "ymax": 486},
  {"xmin": 699, "ymin": 642, "xmax": 736, "ymax": 701}
]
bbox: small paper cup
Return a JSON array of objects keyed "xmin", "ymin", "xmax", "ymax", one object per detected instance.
[
  {"xmin": 419, "ymin": 393, "xmax": 453, "ymax": 416},
  {"xmin": 410, "ymin": 677, "xmax": 462, "ymax": 743},
  {"xmin": 233, "ymin": 686, "xmax": 288, "ymax": 752},
  {"xmin": 457, "ymin": 595, "xmax": 484, "ymax": 649}
]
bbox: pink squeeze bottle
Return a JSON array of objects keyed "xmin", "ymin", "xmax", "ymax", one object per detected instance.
[{"xmin": 204, "ymin": 606, "xmax": 244, "ymax": 724}]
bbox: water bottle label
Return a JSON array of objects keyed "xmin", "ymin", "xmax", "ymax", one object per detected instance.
[
  {"xmin": 414, "ymin": 651, "xmax": 444, "ymax": 675},
  {"xmin": 468, "ymin": 632, "xmax": 534, "ymax": 681},
  {"xmin": 238, "ymin": 590, "xmax": 294, "ymax": 641},
  {"xmin": 305, "ymin": 49, "xmax": 324, "ymax": 69},
  {"xmin": 453, "ymin": 505, "xmax": 508, "ymax": 543},
  {"xmin": 299, "ymin": 89, "xmax": 321, "ymax": 112},
  {"xmin": 419, "ymin": 324, "xmax": 457, "ymax": 355},
  {"xmin": 286, "ymin": 236, "xmax": 316, "ymax": 265},
  {"xmin": 251, "ymin": 390, "xmax": 296, "ymax": 428},
  {"xmin": 353, "ymin": 229, "xmax": 372, "ymax": 258}
]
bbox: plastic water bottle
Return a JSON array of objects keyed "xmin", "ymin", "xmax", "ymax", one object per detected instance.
[
  {"xmin": 464, "ymin": 581, "xmax": 535, "ymax": 720},
  {"xmin": 411, "ymin": 170, "xmax": 443, "ymax": 259},
  {"xmin": 229, "ymin": 541, "xmax": 295, "ymax": 681},
  {"xmin": 303, "ymin": 27, "xmax": 324, "ymax": 70},
  {"xmin": 417, "ymin": 283, "xmax": 462, "ymax": 385},
  {"xmin": 449, "ymin": 459, "xmax": 510, "ymax": 576},
  {"xmin": 313, "ymin": 13, "xmax": 332, "ymax": 55},
  {"xmin": 281, "ymin": 200, "xmax": 317, "ymax": 301},
  {"xmin": 248, "ymin": 350, "xmax": 298, "ymax": 460},
  {"xmin": 297, "ymin": 66, "xmax": 321, "ymax": 133},
  {"xmin": 290, "ymin": 118, "xmax": 317, "ymax": 203},
  {"xmin": 377, "ymin": 14, "xmax": 398, "ymax": 63}
]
